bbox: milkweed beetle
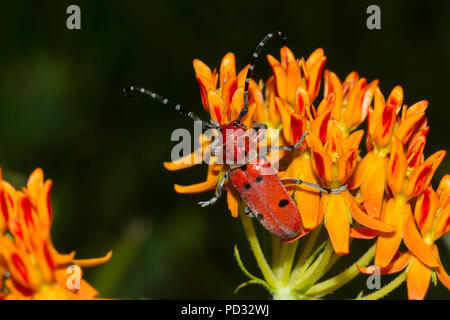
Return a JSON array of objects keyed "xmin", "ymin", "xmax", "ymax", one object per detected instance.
[{"xmin": 124, "ymin": 32, "xmax": 346, "ymax": 241}]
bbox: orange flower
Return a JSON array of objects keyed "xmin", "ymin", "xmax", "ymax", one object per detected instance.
[
  {"xmin": 266, "ymin": 46, "xmax": 325, "ymax": 127},
  {"xmin": 349, "ymin": 86, "xmax": 429, "ymax": 219},
  {"xmin": 194, "ymin": 52, "xmax": 264, "ymax": 125},
  {"xmin": 308, "ymin": 120, "xmax": 394, "ymax": 255},
  {"xmin": 359, "ymin": 175, "xmax": 450, "ymax": 300},
  {"xmin": 0, "ymin": 168, "xmax": 111, "ymax": 299},
  {"xmin": 322, "ymin": 70, "xmax": 378, "ymax": 135},
  {"xmin": 374, "ymin": 136, "xmax": 445, "ymax": 268}
]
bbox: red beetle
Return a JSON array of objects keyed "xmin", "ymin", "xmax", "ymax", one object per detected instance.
[{"xmin": 125, "ymin": 32, "xmax": 346, "ymax": 241}]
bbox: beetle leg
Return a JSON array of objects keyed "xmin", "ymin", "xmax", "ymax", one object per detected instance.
[
  {"xmin": 198, "ymin": 171, "xmax": 230, "ymax": 207},
  {"xmin": 281, "ymin": 178, "xmax": 347, "ymax": 194},
  {"xmin": 245, "ymin": 206, "xmax": 255, "ymax": 218},
  {"xmin": 267, "ymin": 132, "xmax": 308, "ymax": 152}
]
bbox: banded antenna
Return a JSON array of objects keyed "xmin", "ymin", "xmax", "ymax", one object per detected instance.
[
  {"xmin": 236, "ymin": 31, "xmax": 287, "ymax": 122},
  {"xmin": 124, "ymin": 86, "xmax": 217, "ymax": 129}
]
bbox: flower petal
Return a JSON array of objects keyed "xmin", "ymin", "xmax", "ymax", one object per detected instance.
[
  {"xmin": 432, "ymin": 245, "xmax": 450, "ymax": 290},
  {"xmin": 72, "ymin": 250, "xmax": 113, "ymax": 268},
  {"xmin": 267, "ymin": 54, "xmax": 286, "ymax": 100},
  {"xmin": 403, "ymin": 209, "xmax": 439, "ymax": 268},
  {"xmin": 323, "ymin": 194, "xmax": 350, "ymax": 255},
  {"xmin": 375, "ymin": 199, "xmax": 405, "ymax": 267},
  {"xmin": 358, "ymin": 251, "xmax": 412, "ymax": 274},
  {"xmin": 387, "ymin": 136, "xmax": 407, "ymax": 196},
  {"xmin": 414, "ymin": 187, "xmax": 438, "ymax": 234},
  {"xmin": 345, "ymin": 191, "xmax": 394, "ymax": 232},
  {"xmin": 220, "ymin": 52, "xmax": 236, "ymax": 90},
  {"xmin": 350, "ymin": 226, "xmax": 378, "ymax": 239},
  {"xmin": 404, "ymin": 150, "xmax": 446, "ymax": 199},
  {"xmin": 407, "ymin": 258, "xmax": 431, "ymax": 300}
]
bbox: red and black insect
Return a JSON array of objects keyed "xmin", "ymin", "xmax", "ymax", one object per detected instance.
[{"xmin": 124, "ymin": 32, "xmax": 346, "ymax": 241}]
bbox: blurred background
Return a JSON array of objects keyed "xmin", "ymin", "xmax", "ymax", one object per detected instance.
[{"xmin": 0, "ymin": 0, "xmax": 448, "ymax": 299}]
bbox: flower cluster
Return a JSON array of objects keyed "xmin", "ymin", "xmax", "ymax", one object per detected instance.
[
  {"xmin": 0, "ymin": 168, "xmax": 111, "ymax": 299},
  {"xmin": 164, "ymin": 45, "xmax": 448, "ymax": 299}
]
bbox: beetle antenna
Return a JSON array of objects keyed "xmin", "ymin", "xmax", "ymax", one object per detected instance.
[
  {"xmin": 124, "ymin": 86, "xmax": 217, "ymax": 129},
  {"xmin": 236, "ymin": 31, "xmax": 287, "ymax": 122}
]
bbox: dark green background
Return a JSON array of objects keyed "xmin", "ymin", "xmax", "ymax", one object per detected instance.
[{"xmin": 0, "ymin": 0, "xmax": 448, "ymax": 299}]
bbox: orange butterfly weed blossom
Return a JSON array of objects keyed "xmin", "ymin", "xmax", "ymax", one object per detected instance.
[
  {"xmin": 0, "ymin": 168, "xmax": 111, "ymax": 299},
  {"xmin": 163, "ymin": 46, "xmax": 449, "ymax": 300}
]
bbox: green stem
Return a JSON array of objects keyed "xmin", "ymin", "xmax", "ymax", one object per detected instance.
[
  {"xmin": 290, "ymin": 226, "xmax": 322, "ymax": 280},
  {"xmin": 271, "ymin": 235, "xmax": 281, "ymax": 270},
  {"xmin": 239, "ymin": 210, "xmax": 277, "ymax": 289},
  {"xmin": 357, "ymin": 268, "xmax": 408, "ymax": 300},
  {"xmin": 279, "ymin": 240, "xmax": 299, "ymax": 284},
  {"xmin": 292, "ymin": 239, "xmax": 333, "ymax": 290},
  {"xmin": 305, "ymin": 243, "xmax": 376, "ymax": 298}
]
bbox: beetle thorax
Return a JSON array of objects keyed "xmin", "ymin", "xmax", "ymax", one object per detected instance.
[{"xmin": 217, "ymin": 121, "xmax": 252, "ymax": 166}]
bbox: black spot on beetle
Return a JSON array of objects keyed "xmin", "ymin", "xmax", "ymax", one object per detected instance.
[
  {"xmin": 257, "ymin": 214, "xmax": 264, "ymax": 221},
  {"xmin": 244, "ymin": 184, "xmax": 251, "ymax": 190},
  {"xmin": 279, "ymin": 199, "xmax": 289, "ymax": 207},
  {"xmin": 256, "ymin": 176, "xmax": 263, "ymax": 183},
  {"xmin": 240, "ymin": 164, "xmax": 247, "ymax": 171}
]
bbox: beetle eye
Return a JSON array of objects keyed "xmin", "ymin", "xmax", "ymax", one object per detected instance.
[{"xmin": 233, "ymin": 122, "xmax": 238, "ymax": 128}]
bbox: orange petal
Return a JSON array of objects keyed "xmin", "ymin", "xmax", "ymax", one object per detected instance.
[
  {"xmin": 285, "ymin": 155, "xmax": 320, "ymax": 229},
  {"xmin": 164, "ymin": 150, "xmax": 203, "ymax": 171},
  {"xmin": 280, "ymin": 46, "xmax": 296, "ymax": 69},
  {"xmin": 350, "ymin": 226, "xmax": 378, "ymax": 239},
  {"xmin": 72, "ymin": 250, "xmax": 113, "ymax": 268},
  {"xmin": 286, "ymin": 61, "xmax": 302, "ymax": 106},
  {"xmin": 26, "ymin": 168, "xmax": 44, "ymax": 202},
  {"xmin": 375, "ymin": 199, "xmax": 405, "ymax": 267},
  {"xmin": 387, "ymin": 136, "xmax": 407, "ymax": 195},
  {"xmin": 323, "ymin": 70, "xmax": 343, "ymax": 120},
  {"xmin": 311, "ymin": 110, "xmax": 331, "ymax": 144},
  {"xmin": 347, "ymin": 151, "xmax": 374, "ymax": 190},
  {"xmin": 373, "ymin": 104, "xmax": 396, "ymax": 148},
  {"xmin": 324, "ymin": 194, "xmax": 349, "ymax": 255},
  {"xmin": 305, "ymin": 48, "xmax": 324, "ymax": 72},
  {"xmin": 294, "ymin": 85, "xmax": 310, "ymax": 117},
  {"xmin": 407, "ymin": 100, "xmax": 428, "ymax": 116},
  {"xmin": 311, "ymin": 149, "xmax": 333, "ymax": 185},
  {"xmin": 404, "ymin": 150, "xmax": 446, "ymax": 199},
  {"xmin": 406, "ymin": 135, "xmax": 426, "ymax": 168},
  {"xmin": 174, "ymin": 174, "xmax": 219, "ymax": 194},
  {"xmin": 386, "ymin": 86, "xmax": 404, "ymax": 113},
  {"xmin": 345, "ymin": 191, "xmax": 394, "ymax": 233},
  {"xmin": 193, "ymin": 59, "xmax": 215, "ymax": 83},
  {"xmin": 432, "ymin": 245, "xmax": 450, "ymax": 290},
  {"xmin": 407, "ymin": 258, "xmax": 431, "ymax": 300},
  {"xmin": 360, "ymin": 154, "xmax": 388, "ymax": 218},
  {"xmin": 242, "ymin": 103, "xmax": 257, "ymax": 128},
  {"xmin": 396, "ymin": 113, "xmax": 425, "ymax": 144},
  {"xmin": 226, "ymin": 187, "xmax": 239, "ymax": 218},
  {"xmin": 359, "ymin": 252, "xmax": 412, "ymax": 274},
  {"xmin": 275, "ymin": 97, "xmax": 293, "ymax": 143},
  {"xmin": 220, "ymin": 52, "xmax": 236, "ymax": 90},
  {"xmin": 414, "ymin": 187, "xmax": 438, "ymax": 234},
  {"xmin": 344, "ymin": 78, "xmax": 367, "ymax": 129},
  {"xmin": 37, "ymin": 180, "xmax": 52, "ymax": 227},
  {"xmin": 290, "ymin": 114, "xmax": 308, "ymax": 146},
  {"xmin": 307, "ymin": 56, "xmax": 326, "ymax": 102},
  {"xmin": 267, "ymin": 54, "xmax": 286, "ymax": 99},
  {"xmin": 207, "ymin": 90, "xmax": 224, "ymax": 124},
  {"xmin": 403, "ymin": 209, "xmax": 438, "ymax": 268},
  {"xmin": 196, "ymin": 75, "xmax": 216, "ymax": 111}
]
